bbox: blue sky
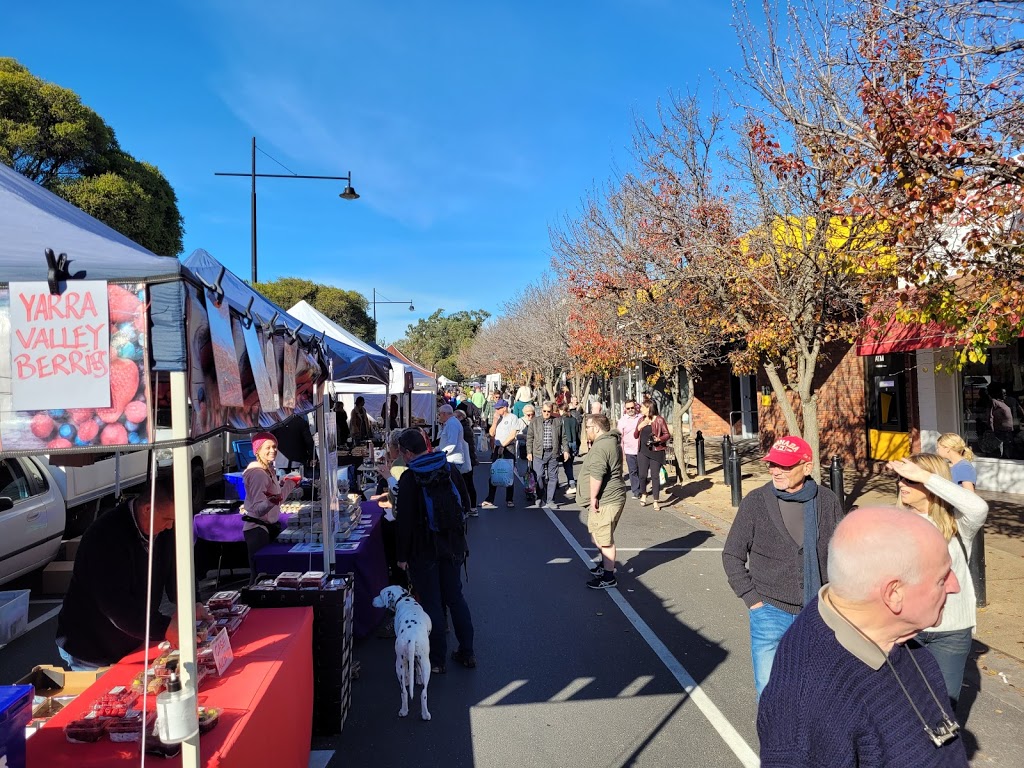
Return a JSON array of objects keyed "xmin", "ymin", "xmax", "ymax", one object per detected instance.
[{"xmin": 3, "ymin": 0, "xmax": 744, "ymax": 345}]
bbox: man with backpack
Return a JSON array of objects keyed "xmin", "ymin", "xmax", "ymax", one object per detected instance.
[{"xmin": 395, "ymin": 428, "xmax": 477, "ymax": 674}]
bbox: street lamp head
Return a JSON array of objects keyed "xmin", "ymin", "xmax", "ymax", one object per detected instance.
[
  {"xmin": 408, "ymin": 303, "xmax": 415, "ymax": 311},
  {"xmin": 339, "ymin": 184, "xmax": 360, "ymax": 200}
]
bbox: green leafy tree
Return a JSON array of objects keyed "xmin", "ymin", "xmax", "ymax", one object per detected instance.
[
  {"xmin": 396, "ymin": 309, "xmax": 490, "ymax": 381},
  {"xmin": 0, "ymin": 57, "xmax": 183, "ymax": 255},
  {"xmin": 254, "ymin": 277, "xmax": 376, "ymax": 343}
]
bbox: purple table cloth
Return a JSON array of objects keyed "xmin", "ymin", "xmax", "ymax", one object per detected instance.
[
  {"xmin": 193, "ymin": 511, "xmax": 295, "ymax": 543},
  {"xmin": 252, "ymin": 501, "xmax": 388, "ymax": 639}
]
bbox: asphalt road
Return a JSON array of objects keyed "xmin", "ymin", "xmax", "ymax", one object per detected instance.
[{"xmin": 3, "ymin": 462, "xmax": 1022, "ymax": 767}]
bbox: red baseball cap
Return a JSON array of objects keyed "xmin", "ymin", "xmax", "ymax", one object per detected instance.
[{"xmin": 763, "ymin": 436, "xmax": 813, "ymax": 467}]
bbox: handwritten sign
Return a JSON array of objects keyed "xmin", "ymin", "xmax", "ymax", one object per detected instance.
[
  {"xmin": 9, "ymin": 281, "xmax": 110, "ymax": 411},
  {"xmin": 210, "ymin": 627, "xmax": 234, "ymax": 676}
]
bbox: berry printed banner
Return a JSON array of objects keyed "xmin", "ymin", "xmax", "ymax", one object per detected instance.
[
  {"xmin": 0, "ymin": 282, "xmax": 152, "ymax": 452},
  {"xmin": 185, "ymin": 282, "xmax": 324, "ymax": 438}
]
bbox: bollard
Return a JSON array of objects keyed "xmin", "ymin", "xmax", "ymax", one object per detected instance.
[
  {"xmin": 695, "ymin": 431, "xmax": 706, "ymax": 476},
  {"xmin": 970, "ymin": 529, "xmax": 987, "ymax": 607},
  {"xmin": 729, "ymin": 445, "xmax": 743, "ymax": 507},
  {"xmin": 828, "ymin": 455, "xmax": 846, "ymax": 510},
  {"xmin": 722, "ymin": 434, "xmax": 732, "ymax": 486}
]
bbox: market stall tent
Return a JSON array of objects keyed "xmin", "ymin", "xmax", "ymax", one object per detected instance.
[
  {"xmin": 0, "ymin": 162, "xmax": 207, "ymax": 768},
  {"xmin": 286, "ymin": 301, "xmax": 438, "ymax": 428}
]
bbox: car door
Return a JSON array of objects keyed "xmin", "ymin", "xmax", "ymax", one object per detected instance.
[{"xmin": 0, "ymin": 457, "xmax": 65, "ymax": 585}]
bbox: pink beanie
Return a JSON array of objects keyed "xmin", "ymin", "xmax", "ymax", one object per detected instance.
[{"xmin": 251, "ymin": 432, "xmax": 277, "ymax": 456}]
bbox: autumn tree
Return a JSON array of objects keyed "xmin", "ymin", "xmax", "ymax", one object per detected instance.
[
  {"xmin": 0, "ymin": 57, "xmax": 184, "ymax": 255},
  {"xmin": 846, "ymin": 0, "xmax": 1024, "ymax": 360},
  {"xmin": 255, "ymin": 276, "xmax": 377, "ymax": 343}
]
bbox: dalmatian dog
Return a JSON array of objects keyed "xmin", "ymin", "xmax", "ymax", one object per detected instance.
[{"xmin": 372, "ymin": 585, "xmax": 433, "ymax": 720}]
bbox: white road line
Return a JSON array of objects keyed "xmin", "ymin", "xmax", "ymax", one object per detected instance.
[
  {"xmin": 545, "ymin": 507, "xmax": 760, "ymax": 768},
  {"xmin": 476, "ymin": 679, "xmax": 529, "ymax": 708},
  {"xmin": 618, "ymin": 675, "xmax": 655, "ymax": 697},
  {"xmin": 584, "ymin": 547, "xmax": 724, "ymax": 552},
  {"xmin": 549, "ymin": 677, "xmax": 595, "ymax": 702}
]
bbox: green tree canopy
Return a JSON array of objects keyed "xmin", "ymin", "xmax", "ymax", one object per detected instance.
[
  {"xmin": 254, "ymin": 277, "xmax": 376, "ymax": 344},
  {"xmin": 395, "ymin": 308, "xmax": 490, "ymax": 381},
  {"xmin": 0, "ymin": 57, "xmax": 183, "ymax": 255}
]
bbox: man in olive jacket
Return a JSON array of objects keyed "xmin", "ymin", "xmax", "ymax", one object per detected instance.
[
  {"xmin": 578, "ymin": 413, "xmax": 627, "ymax": 589},
  {"xmin": 722, "ymin": 435, "xmax": 844, "ymax": 698},
  {"xmin": 526, "ymin": 401, "xmax": 570, "ymax": 507}
]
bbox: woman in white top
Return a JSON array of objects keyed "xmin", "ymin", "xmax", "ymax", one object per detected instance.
[
  {"xmin": 888, "ymin": 454, "xmax": 989, "ymax": 710},
  {"xmin": 242, "ymin": 432, "xmax": 300, "ymax": 585},
  {"xmin": 513, "ymin": 381, "xmax": 535, "ymax": 418}
]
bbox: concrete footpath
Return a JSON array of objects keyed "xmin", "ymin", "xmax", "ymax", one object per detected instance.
[{"xmin": 659, "ymin": 453, "xmax": 1024, "ymax": 718}]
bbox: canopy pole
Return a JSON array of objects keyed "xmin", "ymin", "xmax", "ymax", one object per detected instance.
[
  {"xmin": 170, "ymin": 369, "xmax": 201, "ymax": 767},
  {"xmin": 317, "ymin": 382, "xmax": 337, "ymax": 574}
]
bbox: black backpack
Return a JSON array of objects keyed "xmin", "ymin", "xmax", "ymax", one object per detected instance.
[{"xmin": 413, "ymin": 467, "xmax": 466, "ymax": 534}]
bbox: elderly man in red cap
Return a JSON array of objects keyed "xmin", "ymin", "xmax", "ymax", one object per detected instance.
[{"xmin": 722, "ymin": 435, "xmax": 845, "ymax": 698}]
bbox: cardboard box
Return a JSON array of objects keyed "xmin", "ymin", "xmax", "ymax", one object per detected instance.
[
  {"xmin": 17, "ymin": 665, "xmax": 109, "ymax": 699},
  {"xmin": 41, "ymin": 561, "xmax": 74, "ymax": 596}
]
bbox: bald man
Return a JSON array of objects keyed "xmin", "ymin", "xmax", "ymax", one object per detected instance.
[{"xmin": 758, "ymin": 507, "xmax": 967, "ymax": 767}]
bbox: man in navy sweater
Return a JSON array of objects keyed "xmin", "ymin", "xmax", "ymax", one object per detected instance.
[{"xmin": 758, "ymin": 507, "xmax": 968, "ymax": 767}]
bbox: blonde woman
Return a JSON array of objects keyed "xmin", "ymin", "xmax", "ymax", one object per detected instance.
[
  {"xmin": 936, "ymin": 433, "xmax": 977, "ymax": 492},
  {"xmin": 887, "ymin": 454, "xmax": 989, "ymax": 711}
]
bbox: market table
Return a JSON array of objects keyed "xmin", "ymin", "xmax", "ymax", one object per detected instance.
[
  {"xmin": 26, "ymin": 607, "xmax": 313, "ymax": 768},
  {"xmin": 193, "ymin": 512, "xmax": 296, "ymax": 544},
  {"xmin": 253, "ymin": 501, "xmax": 387, "ymax": 639}
]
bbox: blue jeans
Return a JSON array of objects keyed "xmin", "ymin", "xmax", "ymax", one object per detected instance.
[
  {"xmin": 408, "ymin": 556, "xmax": 474, "ymax": 669},
  {"xmin": 916, "ymin": 627, "xmax": 973, "ymax": 707},
  {"xmin": 624, "ymin": 454, "xmax": 640, "ymax": 497},
  {"xmin": 749, "ymin": 602, "xmax": 797, "ymax": 698},
  {"xmin": 58, "ymin": 645, "xmax": 104, "ymax": 672}
]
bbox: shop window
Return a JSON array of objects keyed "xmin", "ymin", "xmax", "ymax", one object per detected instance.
[{"xmin": 960, "ymin": 340, "xmax": 1024, "ymax": 459}]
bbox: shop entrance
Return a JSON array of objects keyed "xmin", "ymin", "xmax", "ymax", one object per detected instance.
[{"xmin": 865, "ymin": 354, "xmax": 910, "ymax": 460}]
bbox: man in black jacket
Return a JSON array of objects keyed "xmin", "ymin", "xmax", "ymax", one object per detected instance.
[
  {"xmin": 526, "ymin": 401, "xmax": 570, "ymax": 507},
  {"xmin": 722, "ymin": 436, "xmax": 844, "ymax": 699},
  {"xmin": 56, "ymin": 473, "xmax": 185, "ymax": 670},
  {"xmin": 395, "ymin": 429, "xmax": 476, "ymax": 674}
]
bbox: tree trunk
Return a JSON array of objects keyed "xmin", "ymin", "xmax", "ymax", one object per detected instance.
[
  {"xmin": 802, "ymin": 394, "xmax": 821, "ymax": 482},
  {"xmin": 762, "ymin": 359, "xmax": 802, "ymax": 437}
]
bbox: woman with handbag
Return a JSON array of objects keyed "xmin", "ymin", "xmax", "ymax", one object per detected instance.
[
  {"xmin": 242, "ymin": 432, "xmax": 300, "ymax": 585},
  {"xmin": 634, "ymin": 401, "xmax": 670, "ymax": 510},
  {"xmin": 888, "ymin": 454, "xmax": 989, "ymax": 711}
]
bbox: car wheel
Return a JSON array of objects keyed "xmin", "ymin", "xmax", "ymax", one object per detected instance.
[{"xmin": 192, "ymin": 463, "xmax": 205, "ymax": 512}]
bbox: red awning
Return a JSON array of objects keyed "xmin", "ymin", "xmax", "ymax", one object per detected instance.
[{"xmin": 856, "ymin": 313, "xmax": 958, "ymax": 356}]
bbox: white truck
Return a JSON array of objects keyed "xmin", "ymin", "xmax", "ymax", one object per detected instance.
[{"xmin": 0, "ymin": 436, "xmax": 229, "ymax": 586}]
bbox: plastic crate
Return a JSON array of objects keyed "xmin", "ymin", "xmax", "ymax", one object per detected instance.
[
  {"xmin": 224, "ymin": 472, "xmax": 247, "ymax": 501},
  {"xmin": 0, "ymin": 684, "xmax": 33, "ymax": 768},
  {"xmin": 0, "ymin": 590, "xmax": 29, "ymax": 645}
]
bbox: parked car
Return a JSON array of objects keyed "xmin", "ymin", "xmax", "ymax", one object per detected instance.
[{"xmin": 0, "ymin": 455, "xmax": 66, "ymax": 586}]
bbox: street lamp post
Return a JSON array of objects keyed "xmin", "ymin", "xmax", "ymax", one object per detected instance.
[
  {"xmin": 372, "ymin": 288, "xmax": 414, "ymax": 345},
  {"xmin": 215, "ymin": 136, "xmax": 359, "ymax": 283}
]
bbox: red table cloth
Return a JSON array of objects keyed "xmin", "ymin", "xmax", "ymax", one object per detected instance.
[{"xmin": 26, "ymin": 607, "xmax": 313, "ymax": 768}]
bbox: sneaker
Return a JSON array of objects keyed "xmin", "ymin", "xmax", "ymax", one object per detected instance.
[
  {"xmin": 480, "ymin": 501, "xmax": 497, "ymax": 509},
  {"xmin": 590, "ymin": 563, "xmax": 605, "ymax": 576},
  {"xmin": 468, "ymin": 507, "xmax": 479, "ymax": 517},
  {"xmin": 451, "ymin": 649, "xmax": 477, "ymax": 669},
  {"xmin": 586, "ymin": 574, "xmax": 618, "ymax": 590},
  {"xmin": 506, "ymin": 501, "xmax": 515, "ymax": 508},
  {"xmin": 566, "ymin": 486, "xmax": 577, "ymax": 496},
  {"xmin": 431, "ymin": 664, "xmax": 447, "ymax": 675}
]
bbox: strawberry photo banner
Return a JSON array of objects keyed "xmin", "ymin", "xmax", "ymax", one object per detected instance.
[{"xmin": 0, "ymin": 282, "xmax": 152, "ymax": 453}]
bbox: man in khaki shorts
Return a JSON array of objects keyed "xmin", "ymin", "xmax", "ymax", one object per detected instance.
[{"xmin": 579, "ymin": 413, "xmax": 627, "ymax": 589}]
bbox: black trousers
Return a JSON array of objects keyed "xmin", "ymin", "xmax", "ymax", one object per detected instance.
[{"xmin": 637, "ymin": 451, "xmax": 665, "ymax": 501}]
